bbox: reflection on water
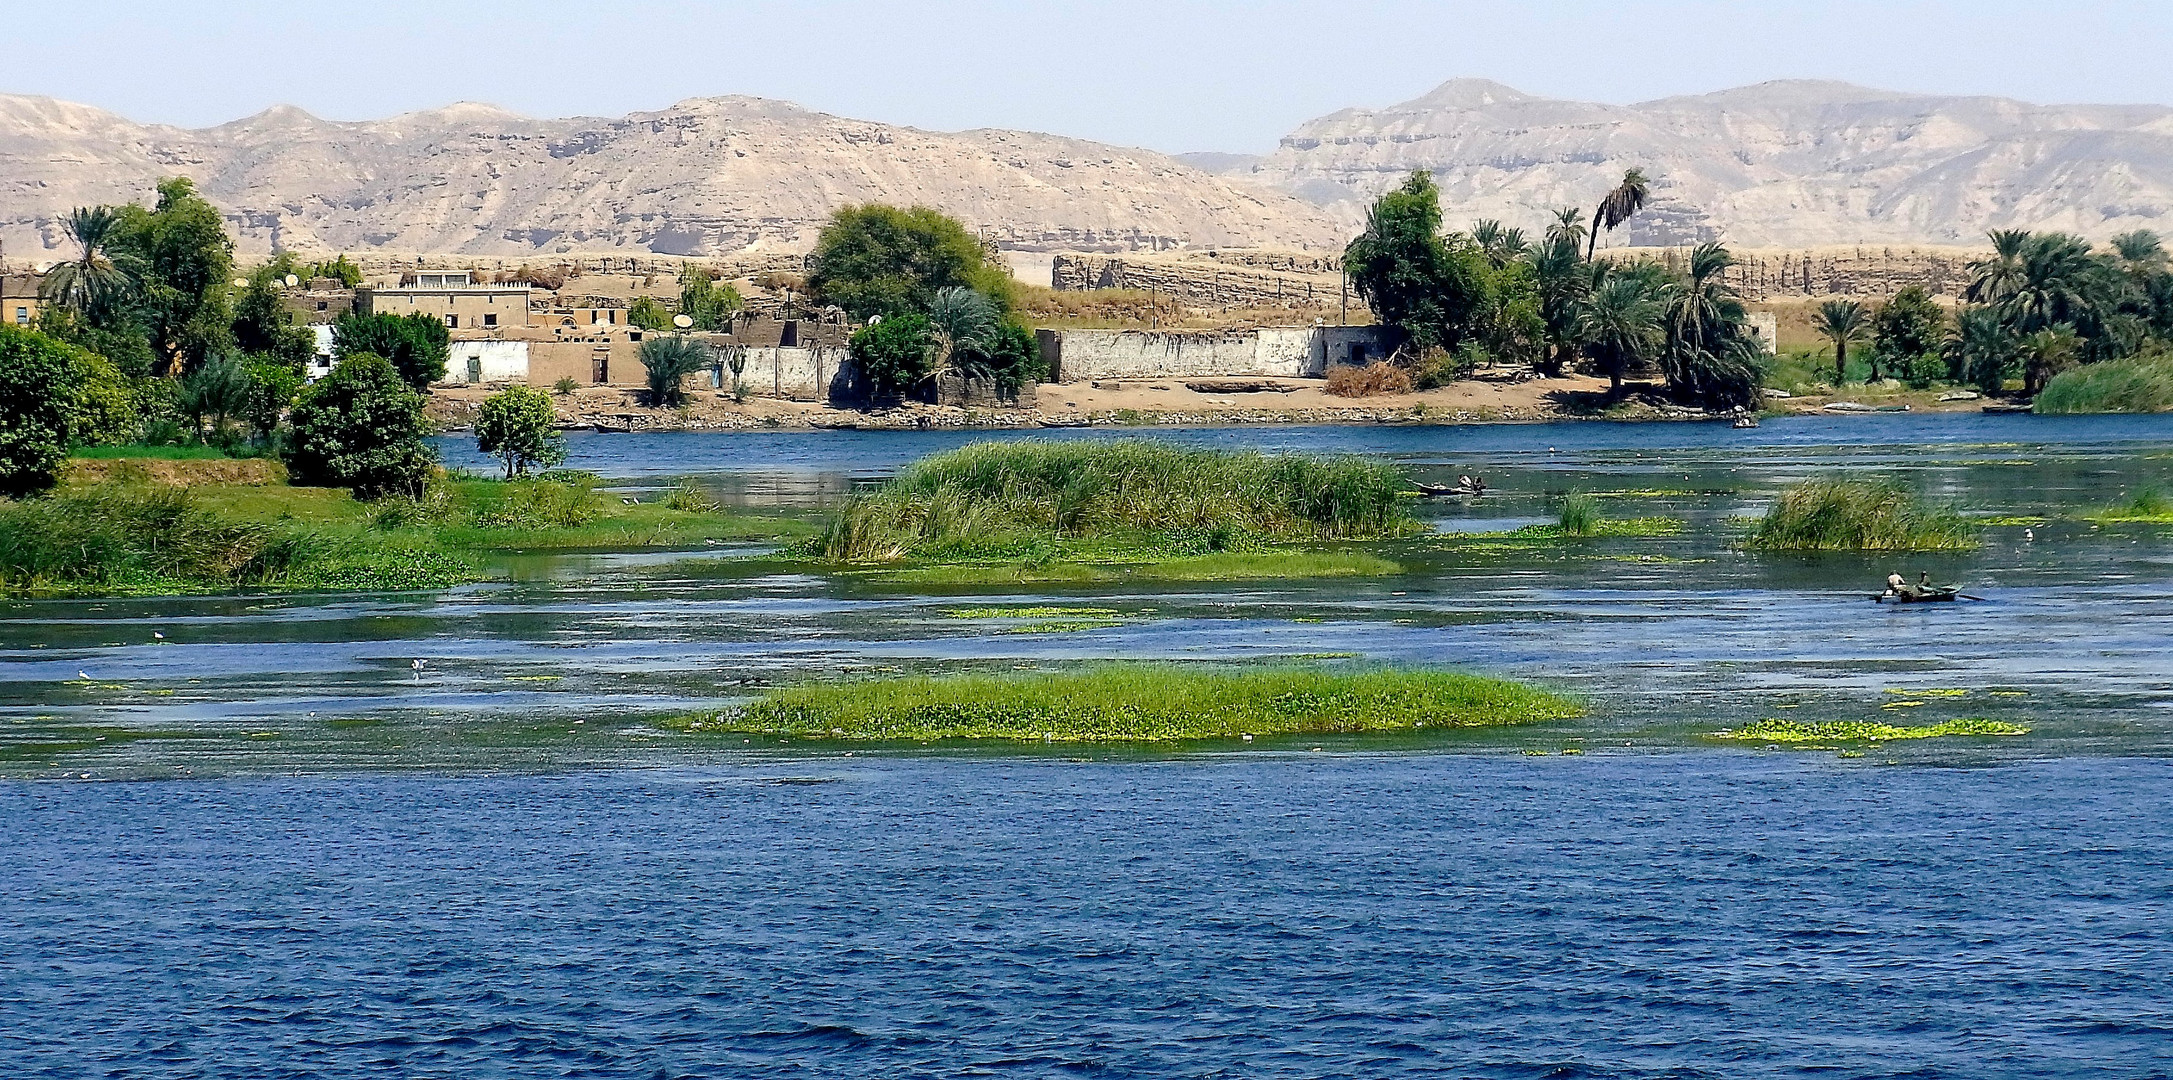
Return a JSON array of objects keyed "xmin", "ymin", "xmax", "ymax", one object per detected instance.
[{"xmin": 5, "ymin": 414, "xmax": 2171, "ymax": 777}]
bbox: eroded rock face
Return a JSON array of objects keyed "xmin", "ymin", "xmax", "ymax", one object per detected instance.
[
  {"xmin": 1226, "ymin": 78, "xmax": 2173, "ymax": 247},
  {"xmin": 0, "ymin": 94, "xmax": 1346, "ymax": 257}
]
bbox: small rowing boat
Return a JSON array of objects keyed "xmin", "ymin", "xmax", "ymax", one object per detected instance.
[
  {"xmin": 1412, "ymin": 482, "xmax": 1484, "ymax": 498},
  {"xmin": 1872, "ymin": 585, "xmax": 1961, "ymax": 603}
]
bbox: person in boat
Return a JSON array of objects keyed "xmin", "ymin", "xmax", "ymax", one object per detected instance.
[{"xmin": 1886, "ymin": 572, "xmax": 1907, "ymax": 594}]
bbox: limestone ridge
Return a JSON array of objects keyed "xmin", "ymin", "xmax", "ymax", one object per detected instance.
[
  {"xmin": 0, "ymin": 94, "xmax": 1346, "ymax": 257},
  {"xmin": 1219, "ymin": 77, "xmax": 2173, "ymax": 247}
]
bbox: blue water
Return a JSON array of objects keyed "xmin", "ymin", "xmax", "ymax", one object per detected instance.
[{"xmin": 4, "ymin": 754, "xmax": 2167, "ymax": 1078}]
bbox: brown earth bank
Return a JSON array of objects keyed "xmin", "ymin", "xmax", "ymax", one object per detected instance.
[{"xmin": 425, "ymin": 373, "xmax": 1994, "ymax": 433}]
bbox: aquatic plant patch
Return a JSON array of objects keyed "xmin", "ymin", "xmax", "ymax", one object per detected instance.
[
  {"xmin": 1745, "ymin": 478, "xmax": 1979, "ymax": 551},
  {"xmin": 676, "ymin": 664, "xmax": 1579, "ymax": 742},
  {"xmin": 1708, "ymin": 718, "xmax": 2030, "ymax": 744}
]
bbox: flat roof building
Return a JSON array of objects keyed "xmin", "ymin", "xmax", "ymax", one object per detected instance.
[{"xmin": 359, "ymin": 270, "xmax": 533, "ymax": 332}]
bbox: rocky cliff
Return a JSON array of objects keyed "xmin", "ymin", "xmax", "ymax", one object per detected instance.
[
  {"xmin": 1220, "ymin": 78, "xmax": 2173, "ymax": 248},
  {"xmin": 0, "ymin": 95, "xmax": 1346, "ymax": 258}
]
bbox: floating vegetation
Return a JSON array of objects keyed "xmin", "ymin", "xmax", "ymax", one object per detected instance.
[
  {"xmin": 879, "ymin": 550, "xmax": 1401, "ymax": 584},
  {"xmin": 1880, "ymin": 700, "xmax": 1928, "ymax": 709},
  {"xmin": 1556, "ymin": 493, "xmax": 1601, "ymax": 537},
  {"xmin": 944, "ymin": 607, "xmax": 1123, "ymax": 620},
  {"xmin": 1974, "ymin": 516, "xmax": 2049, "ymax": 527},
  {"xmin": 1745, "ymin": 478, "xmax": 1980, "ymax": 551},
  {"xmin": 1885, "ymin": 688, "xmax": 1969, "ymax": 697},
  {"xmin": 1709, "ymin": 718, "xmax": 2031, "ymax": 744},
  {"xmin": 673, "ymin": 663, "xmax": 1579, "ymax": 743}
]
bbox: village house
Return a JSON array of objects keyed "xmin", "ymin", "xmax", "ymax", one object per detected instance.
[
  {"xmin": 358, "ymin": 270, "xmax": 532, "ymax": 332},
  {"xmin": 3, "ymin": 273, "xmax": 42, "ymax": 328}
]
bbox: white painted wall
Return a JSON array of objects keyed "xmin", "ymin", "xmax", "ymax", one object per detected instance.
[
  {"xmin": 1040, "ymin": 326, "xmax": 1396, "ymax": 383},
  {"xmin": 712, "ymin": 344, "xmax": 850, "ymax": 399},
  {"xmin": 438, "ymin": 341, "xmax": 531, "ymax": 385}
]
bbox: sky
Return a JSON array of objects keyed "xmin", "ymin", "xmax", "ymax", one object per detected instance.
[{"xmin": 7, "ymin": 1, "xmax": 2173, "ymax": 153}]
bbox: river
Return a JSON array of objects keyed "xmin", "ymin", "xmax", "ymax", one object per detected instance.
[{"xmin": 3, "ymin": 414, "xmax": 2169, "ymax": 1077}]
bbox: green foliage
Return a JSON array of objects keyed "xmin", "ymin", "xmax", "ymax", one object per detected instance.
[
  {"xmin": 1747, "ymin": 478, "xmax": 1980, "ymax": 551},
  {"xmin": 677, "ymin": 267, "xmax": 742, "ymax": 331},
  {"xmin": 1660, "ymin": 244, "xmax": 1766, "ymax": 410},
  {"xmin": 552, "ymin": 377, "xmax": 580, "ymax": 396},
  {"xmin": 818, "ymin": 440, "xmax": 1417, "ymax": 561},
  {"xmin": 179, "ymin": 354, "xmax": 254, "ymax": 441},
  {"xmin": 1556, "ymin": 492, "xmax": 1601, "ymax": 536},
  {"xmin": 307, "ymin": 254, "xmax": 364, "ymax": 288},
  {"xmin": 661, "ymin": 480, "xmax": 723, "ymax": 514},
  {"xmin": 474, "ymin": 385, "xmax": 566, "ymax": 478},
  {"xmin": 1873, "ymin": 285, "xmax": 1949, "ymax": 385},
  {"xmin": 38, "ymin": 206, "xmax": 141, "ymax": 323},
  {"xmin": 982, "ymin": 320, "xmax": 1046, "ymax": 394},
  {"xmin": 807, "ymin": 204, "xmax": 1016, "ymax": 320},
  {"xmin": 627, "ymin": 296, "xmax": 673, "ymax": 331},
  {"xmin": 1342, "ymin": 172, "xmax": 1485, "ymax": 353},
  {"xmin": 686, "ymin": 663, "xmax": 1579, "ymax": 742},
  {"xmin": 0, "ymin": 325, "xmax": 88, "ymax": 497},
  {"xmin": 1815, "ymin": 299, "xmax": 1871, "ymax": 385},
  {"xmin": 638, "ymin": 334, "xmax": 709, "ymax": 407},
  {"xmin": 110, "ymin": 178, "xmax": 236, "ymax": 374},
  {"xmin": 848, "ymin": 313, "xmax": 935, "ymax": 400},
  {"xmin": 1587, "ymin": 168, "xmax": 1651, "ymax": 258},
  {"xmin": 1710, "ymin": 717, "xmax": 2029, "ymax": 743},
  {"xmin": 65, "ymin": 350, "xmax": 140, "ymax": 448},
  {"xmin": 284, "ymin": 353, "xmax": 435, "ymax": 500},
  {"xmin": 239, "ymin": 355, "xmax": 302, "ymax": 444},
  {"xmin": 2085, "ymin": 487, "xmax": 2173, "ymax": 522},
  {"xmin": 332, "ymin": 311, "xmax": 450, "ymax": 389},
  {"xmin": 1948, "ymin": 306, "xmax": 2020, "ymax": 394},
  {"xmin": 232, "ymin": 259, "xmax": 317, "ymax": 371},
  {"xmin": 2033, "ymin": 351, "xmax": 2173, "ymax": 413},
  {"xmin": 0, "ymin": 483, "xmax": 313, "ymax": 592},
  {"xmin": 1579, "ymin": 271, "xmax": 1664, "ymax": 393},
  {"xmin": 466, "ymin": 477, "xmax": 597, "ymax": 528}
]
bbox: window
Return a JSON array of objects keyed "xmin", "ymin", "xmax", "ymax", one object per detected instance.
[
  {"xmin": 316, "ymin": 301, "xmax": 328, "ymax": 311},
  {"xmin": 445, "ymin": 314, "xmax": 458, "ymax": 328},
  {"xmin": 12, "ymin": 307, "xmax": 26, "ymax": 326},
  {"xmin": 483, "ymin": 313, "xmax": 497, "ymax": 328}
]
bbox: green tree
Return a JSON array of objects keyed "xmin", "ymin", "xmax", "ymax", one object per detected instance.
[
  {"xmin": 332, "ymin": 311, "xmax": 450, "ymax": 389},
  {"xmin": 1532, "ymin": 230, "xmax": 1595, "ymax": 376},
  {"xmin": 627, "ymin": 296, "xmax": 673, "ymax": 331},
  {"xmin": 1872, "ymin": 286, "xmax": 1949, "ymax": 384},
  {"xmin": 848, "ymin": 313, "xmax": 935, "ymax": 400},
  {"xmin": 239, "ymin": 355, "xmax": 302, "ymax": 444},
  {"xmin": 982, "ymin": 321, "xmax": 1045, "ymax": 396},
  {"xmin": 639, "ymin": 335, "xmax": 708, "ymax": 408},
  {"xmin": 39, "ymin": 206, "xmax": 141, "ymax": 322},
  {"xmin": 678, "ymin": 267, "xmax": 743, "ymax": 331},
  {"xmin": 1586, "ymin": 168, "xmax": 1651, "ymax": 259},
  {"xmin": 1815, "ymin": 299, "xmax": 1872, "ymax": 385},
  {"xmin": 233, "ymin": 258, "xmax": 318, "ymax": 372},
  {"xmin": 807, "ymin": 204, "xmax": 1015, "ymax": 320},
  {"xmin": 66, "ymin": 350, "xmax": 141, "ymax": 447},
  {"xmin": 1660, "ymin": 243, "xmax": 1764, "ymax": 410},
  {"xmin": 927, "ymin": 286, "xmax": 1002, "ymax": 377},
  {"xmin": 1342, "ymin": 172, "xmax": 1485, "ymax": 353},
  {"xmin": 2019, "ymin": 327, "xmax": 2081, "ymax": 396},
  {"xmin": 111, "ymin": 178, "xmax": 236, "ymax": 374},
  {"xmin": 284, "ymin": 353, "xmax": 435, "ymax": 500},
  {"xmin": 1966, "ymin": 230, "xmax": 2033, "ymax": 305},
  {"xmin": 307, "ymin": 254, "xmax": 364, "ymax": 288},
  {"xmin": 1946, "ymin": 306, "xmax": 2020, "ymax": 395},
  {"xmin": 1577, "ymin": 272, "xmax": 1663, "ymax": 394},
  {"xmin": 474, "ymin": 385, "xmax": 566, "ymax": 478},
  {"xmin": 0, "ymin": 325, "xmax": 89, "ymax": 497},
  {"xmin": 180, "ymin": 354, "xmax": 255, "ymax": 442}
]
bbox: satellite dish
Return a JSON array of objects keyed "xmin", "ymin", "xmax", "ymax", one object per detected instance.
[
  {"xmin": 867, "ymin": 315, "xmax": 882, "ymax": 326},
  {"xmin": 283, "ymin": 274, "xmax": 300, "ymax": 288},
  {"xmin": 231, "ymin": 277, "xmax": 249, "ymax": 290},
  {"xmin": 672, "ymin": 314, "xmax": 693, "ymax": 329}
]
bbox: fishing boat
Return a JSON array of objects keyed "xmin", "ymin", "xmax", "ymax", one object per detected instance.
[
  {"xmin": 1872, "ymin": 585, "xmax": 1961, "ymax": 603},
  {"xmin": 1412, "ymin": 481, "xmax": 1484, "ymax": 498}
]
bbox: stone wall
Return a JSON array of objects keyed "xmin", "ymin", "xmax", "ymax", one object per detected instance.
[
  {"xmin": 1620, "ymin": 247, "xmax": 1979, "ymax": 299},
  {"xmin": 1037, "ymin": 325, "xmax": 1396, "ymax": 383},
  {"xmin": 712, "ymin": 344, "xmax": 855, "ymax": 401},
  {"xmin": 1051, "ymin": 255, "xmax": 1345, "ymax": 309}
]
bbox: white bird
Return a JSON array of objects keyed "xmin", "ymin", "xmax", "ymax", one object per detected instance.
[
  {"xmin": 78, "ymin": 671, "xmax": 90, "ymax": 680},
  {"xmin": 153, "ymin": 631, "xmax": 165, "ymax": 641},
  {"xmin": 2024, "ymin": 529, "xmax": 2035, "ymax": 541}
]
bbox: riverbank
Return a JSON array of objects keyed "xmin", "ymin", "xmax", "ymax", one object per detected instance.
[{"xmin": 426, "ymin": 374, "xmax": 2010, "ymax": 433}]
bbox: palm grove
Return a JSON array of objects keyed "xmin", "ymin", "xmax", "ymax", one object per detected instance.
[{"xmin": 2, "ymin": 178, "xmax": 453, "ymax": 498}]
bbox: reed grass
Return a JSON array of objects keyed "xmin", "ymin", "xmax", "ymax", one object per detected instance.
[
  {"xmin": 1746, "ymin": 478, "xmax": 1980, "ymax": 551},
  {"xmin": 1556, "ymin": 492, "xmax": 1600, "ymax": 536},
  {"xmin": 680, "ymin": 663, "xmax": 1579, "ymax": 742},
  {"xmin": 817, "ymin": 440, "xmax": 1416, "ymax": 562},
  {"xmin": 2033, "ymin": 354, "xmax": 2173, "ymax": 414},
  {"xmin": 2087, "ymin": 488, "xmax": 2173, "ymax": 524}
]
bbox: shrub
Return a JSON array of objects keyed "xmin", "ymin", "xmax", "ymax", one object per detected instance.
[
  {"xmin": 639, "ymin": 335, "xmax": 709, "ymax": 408},
  {"xmin": 1325, "ymin": 361, "xmax": 1413, "ymax": 397},
  {"xmin": 819, "ymin": 440, "xmax": 1416, "ymax": 560},
  {"xmin": 474, "ymin": 385, "xmax": 566, "ymax": 478},
  {"xmin": 0, "ymin": 484, "xmax": 300, "ymax": 591},
  {"xmin": 2033, "ymin": 354, "xmax": 2173, "ymax": 414},
  {"xmin": 1747, "ymin": 478, "xmax": 1979, "ymax": 551},
  {"xmin": 627, "ymin": 296, "xmax": 673, "ymax": 331},
  {"xmin": 469, "ymin": 477, "xmax": 597, "ymax": 528},
  {"xmin": 284, "ymin": 353, "xmax": 436, "ymax": 500},
  {"xmin": 661, "ymin": 480, "xmax": 723, "ymax": 513},
  {"xmin": 66, "ymin": 350, "xmax": 140, "ymax": 448},
  {"xmin": 239, "ymin": 355, "xmax": 303, "ymax": 443},
  {"xmin": 0, "ymin": 324, "xmax": 88, "ymax": 497},
  {"xmin": 849, "ymin": 313, "xmax": 935, "ymax": 401},
  {"xmin": 553, "ymin": 377, "xmax": 579, "ymax": 396}
]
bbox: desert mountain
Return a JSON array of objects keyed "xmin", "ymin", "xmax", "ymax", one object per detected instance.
[
  {"xmin": 0, "ymin": 94, "xmax": 1346, "ymax": 258},
  {"xmin": 1213, "ymin": 78, "xmax": 2173, "ymax": 248}
]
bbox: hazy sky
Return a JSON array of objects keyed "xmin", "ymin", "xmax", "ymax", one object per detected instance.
[{"xmin": 7, "ymin": 1, "xmax": 2173, "ymax": 153}]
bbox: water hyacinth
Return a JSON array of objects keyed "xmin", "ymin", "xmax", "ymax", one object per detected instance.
[{"xmin": 1710, "ymin": 717, "xmax": 2030, "ymax": 743}]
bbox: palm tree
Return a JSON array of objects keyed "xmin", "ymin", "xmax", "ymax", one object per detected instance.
[
  {"xmin": 1660, "ymin": 243, "xmax": 1764, "ymax": 410},
  {"xmin": 1586, "ymin": 168, "xmax": 1651, "ymax": 260},
  {"xmin": 926, "ymin": 286, "xmax": 1001, "ymax": 377},
  {"xmin": 2018, "ymin": 327, "xmax": 2081, "ymax": 396},
  {"xmin": 1533, "ymin": 236, "xmax": 1593, "ymax": 376},
  {"xmin": 1814, "ymin": 299, "xmax": 1871, "ymax": 385},
  {"xmin": 1946, "ymin": 306, "xmax": 2018, "ymax": 395},
  {"xmin": 38, "ymin": 206, "xmax": 139, "ymax": 321},
  {"xmin": 1577, "ymin": 272, "xmax": 1663, "ymax": 395},
  {"xmin": 1471, "ymin": 219, "xmax": 1528, "ymax": 266},
  {"xmin": 2113, "ymin": 230, "xmax": 2166, "ymax": 275},
  {"xmin": 1545, "ymin": 207, "xmax": 1588, "ymax": 255},
  {"xmin": 1966, "ymin": 229, "xmax": 2032, "ymax": 305}
]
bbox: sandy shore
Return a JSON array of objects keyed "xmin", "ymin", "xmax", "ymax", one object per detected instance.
[{"xmin": 426, "ymin": 373, "xmax": 1995, "ymax": 432}]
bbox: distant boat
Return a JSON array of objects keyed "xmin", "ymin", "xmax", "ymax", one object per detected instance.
[
  {"xmin": 1412, "ymin": 482, "xmax": 1484, "ymax": 498},
  {"xmin": 1733, "ymin": 415, "xmax": 1760, "ymax": 428},
  {"xmin": 1873, "ymin": 585, "xmax": 1961, "ymax": 603}
]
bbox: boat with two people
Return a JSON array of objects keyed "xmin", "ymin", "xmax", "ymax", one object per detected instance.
[{"xmin": 1873, "ymin": 571, "xmax": 1964, "ymax": 603}]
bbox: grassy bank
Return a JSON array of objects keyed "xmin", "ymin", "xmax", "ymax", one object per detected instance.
[
  {"xmin": 2, "ymin": 460, "xmax": 811, "ymax": 597},
  {"xmin": 1746, "ymin": 478, "xmax": 1979, "ymax": 551},
  {"xmin": 676, "ymin": 663, "xmax": 1579, "ymax": 742},
  {"xmin": 2086, "ymin": 489, "xmax": 2173, "ymax": 524},
  {"xmin": 2034, "ymin": 354, "xmax": 2173, "ymax": 414}
]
